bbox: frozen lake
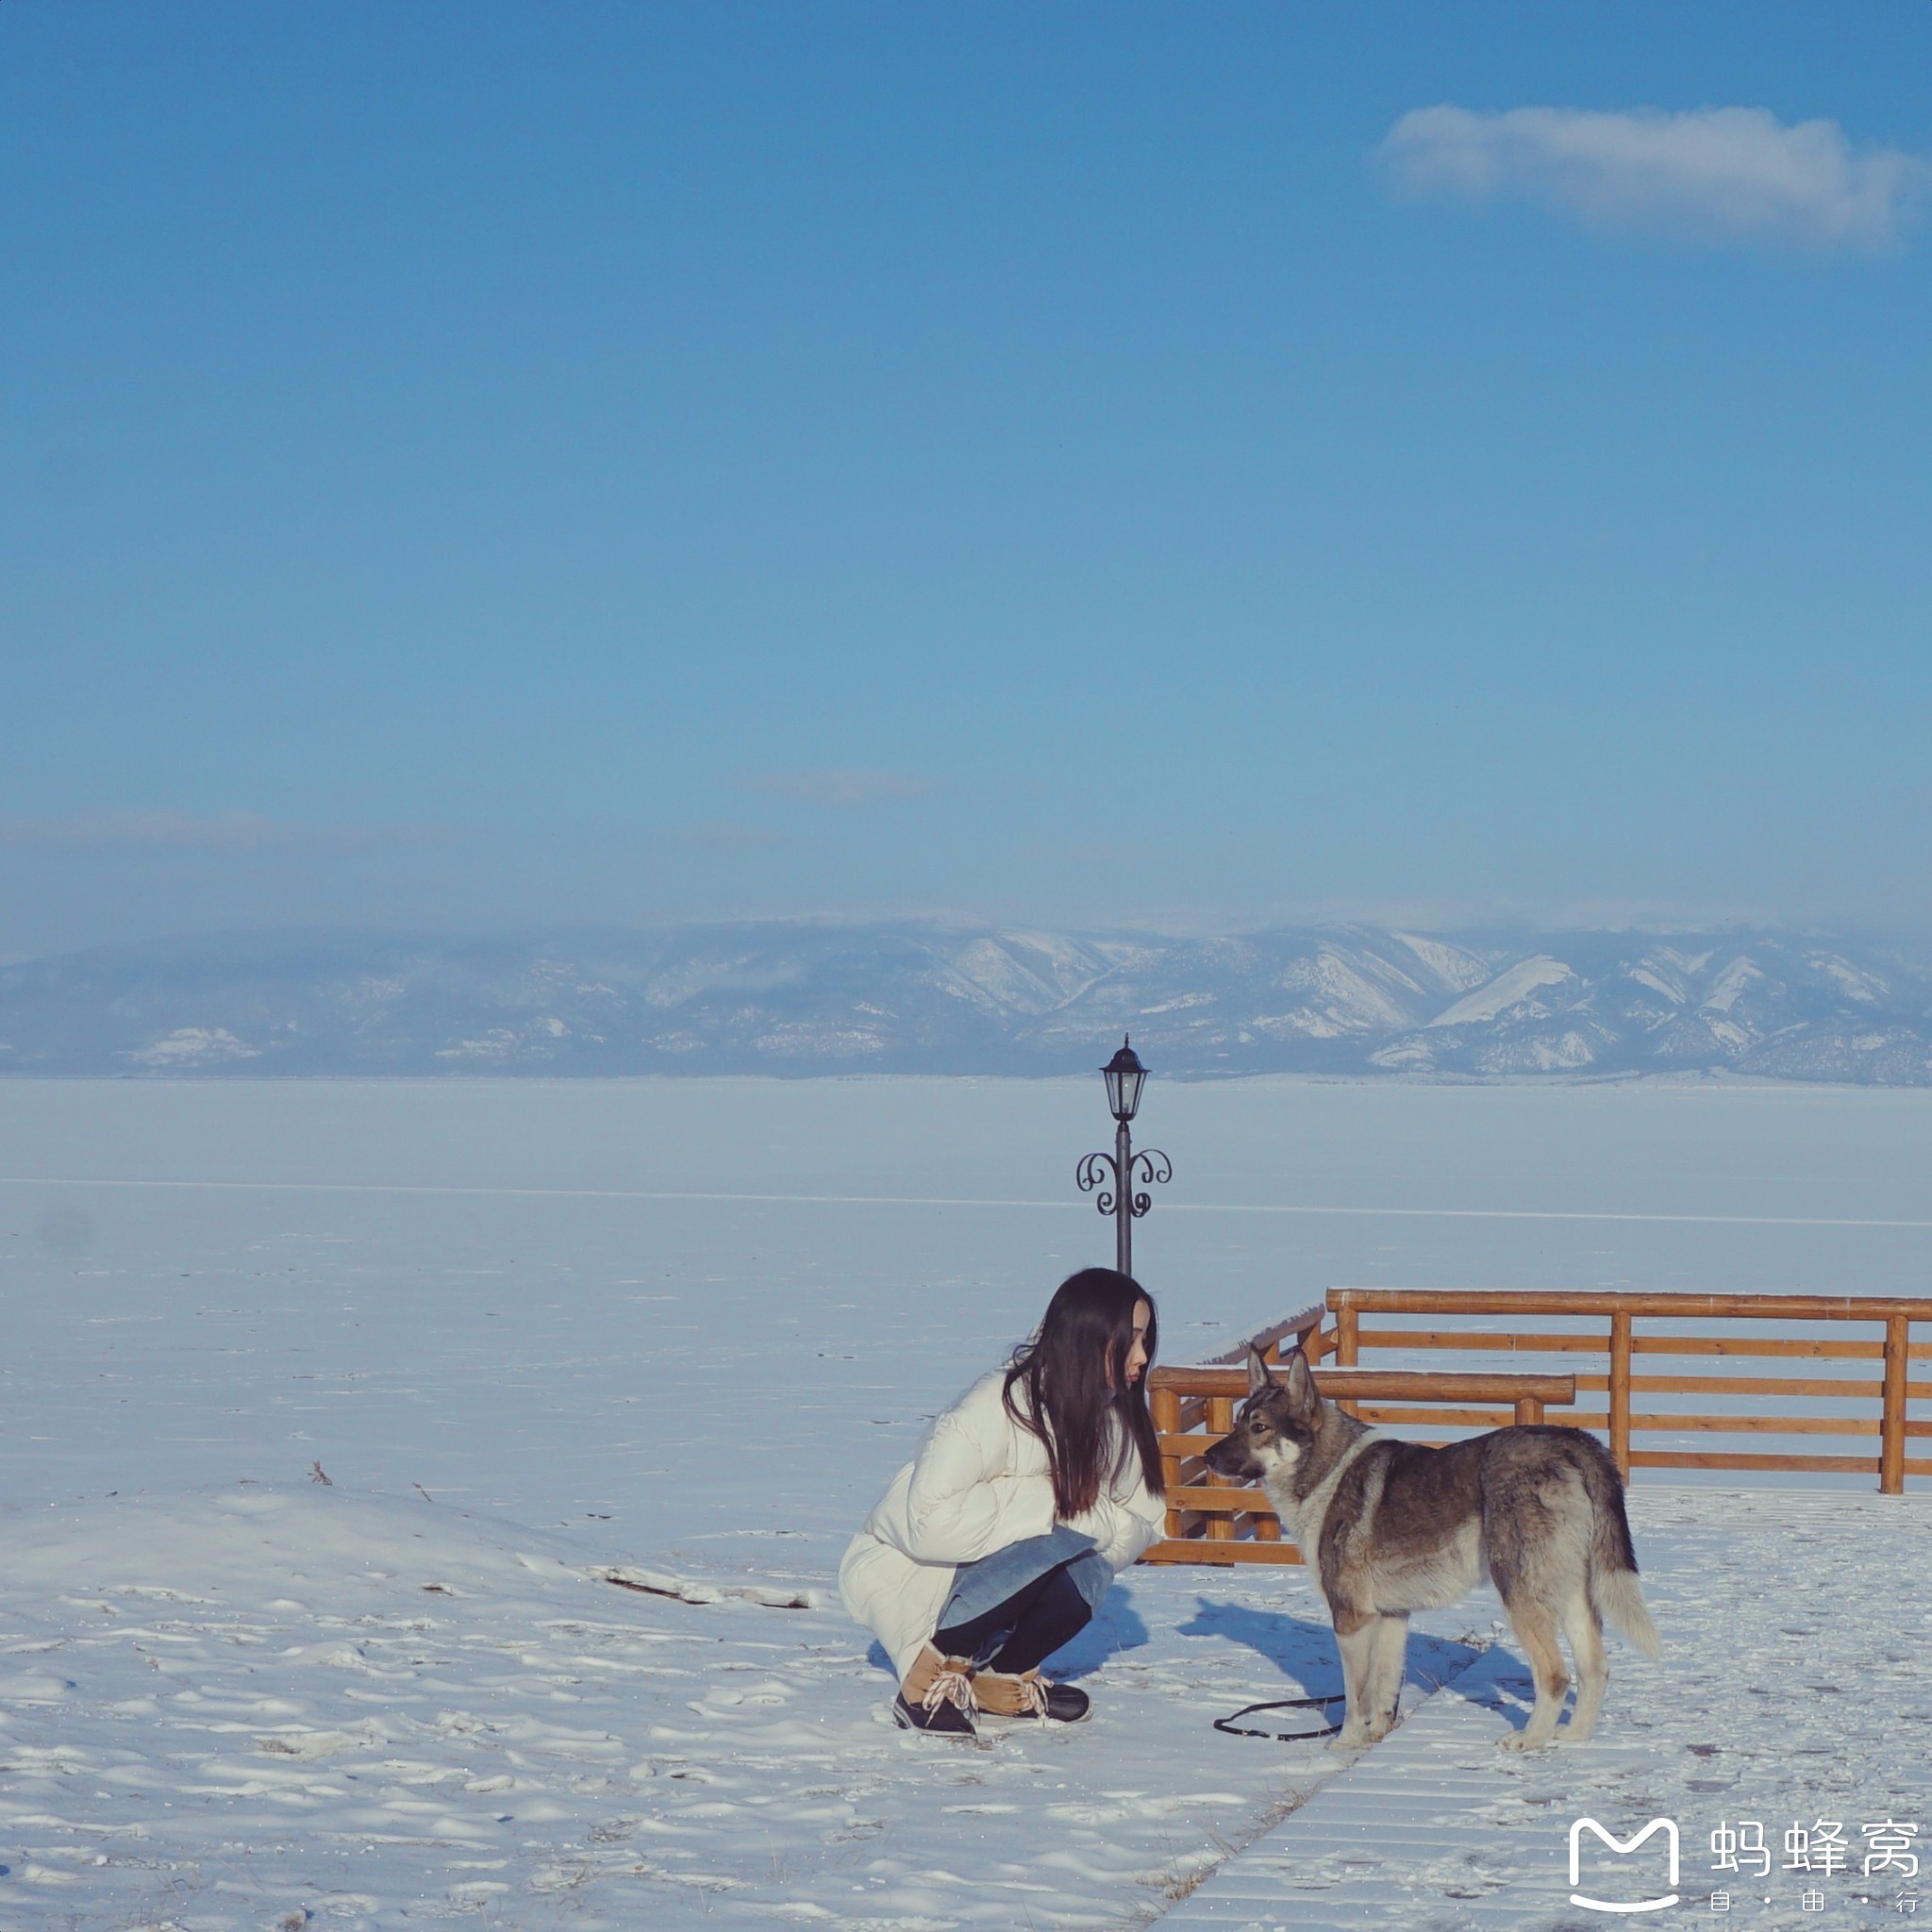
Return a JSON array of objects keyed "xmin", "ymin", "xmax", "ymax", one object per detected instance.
[
  {"xmin": 6, "ymin": 1075, "xmax": 1932, "ymax": 1546},
  {"xmin": 2, "ymin": 1077, "xmax": 1928, "ymax": 1928}
]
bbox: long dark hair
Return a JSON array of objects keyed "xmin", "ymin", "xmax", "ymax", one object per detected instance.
[{"xmin": 1003, "ymin": 1268, "xmax": 1165, "ymax": 1517}]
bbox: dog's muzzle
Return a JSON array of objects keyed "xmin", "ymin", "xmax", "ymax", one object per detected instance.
[{"xmin": 1204, "ymin": 1434, "xmax": 1263, "ymax": 1481}]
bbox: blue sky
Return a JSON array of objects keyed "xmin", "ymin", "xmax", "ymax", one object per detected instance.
[{"xmin": 4, "ymin": 2, "xmax": 1930, "ymax": 954}]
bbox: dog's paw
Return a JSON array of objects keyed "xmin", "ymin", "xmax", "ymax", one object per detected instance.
[
  {"xmin": 1497, "ymin": 1730, "xmax": 1549, "ymax": 1754},
  {"xmin": 1329, "ymin": 1725, "xmax": 1371, "ymax": 1754}
]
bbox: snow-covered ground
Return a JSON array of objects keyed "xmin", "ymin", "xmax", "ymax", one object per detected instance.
[
  {"xmin": 0, "ymin": 1482, "xmax": 1491, "ymax": 1928},
  {"xmin": 1163, "ymin": 1487, "xmax": 1932, "ymax": 1931},
  {"xmin": 3, "ymin": 1076, "xmax": 1929, "ymax": 1927}
]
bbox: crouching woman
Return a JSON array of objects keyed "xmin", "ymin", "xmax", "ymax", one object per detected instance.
[{"xmin": 839, "ymin": 1268, "xmax": 1167, "ymax": 1736}]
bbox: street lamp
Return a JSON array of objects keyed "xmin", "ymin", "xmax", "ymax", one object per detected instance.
[{"xmin": 1076, "ymin": 1035, "xmax": 1172, "ymax": 1277}]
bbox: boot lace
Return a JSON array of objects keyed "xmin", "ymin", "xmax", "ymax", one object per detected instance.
[{"xmin": 922, "ymin": 1660, "xmax": 978, "ymax": 1716}]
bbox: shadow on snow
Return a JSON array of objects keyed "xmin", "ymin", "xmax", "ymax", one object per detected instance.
[{"xmin": 1177, "ymin": 1596, "xmax": 1485, "ymax": 1697}]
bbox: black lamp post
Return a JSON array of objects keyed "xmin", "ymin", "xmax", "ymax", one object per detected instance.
[{"xmin": 1076, "ymin": 1035, "xmax": 1172, "ymax": 1277}]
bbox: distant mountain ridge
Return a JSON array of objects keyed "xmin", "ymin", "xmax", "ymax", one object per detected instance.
[{"xmin": 4, "ymin": 922, "xmax": 1932, "ymax": 1083}]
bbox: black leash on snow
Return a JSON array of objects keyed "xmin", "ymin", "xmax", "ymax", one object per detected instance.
[{"xmin": 1213, "ymin": 1693, "xmax": 1346, "ymax": 1741}]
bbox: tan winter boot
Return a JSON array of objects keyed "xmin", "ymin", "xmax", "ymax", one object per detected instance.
[
  {"xmin": 972, "ymin": 1668, "xmax": 1090, "ymax": 1723},
  {"xmin": 893, "ymin": 1645, "xmax": 977, "ymax": 1735}
]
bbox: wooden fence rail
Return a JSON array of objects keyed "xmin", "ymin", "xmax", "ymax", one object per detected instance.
[{"xmin": 1328, "ymin": 1288, "xmax": 1932, "ymax": 1494}]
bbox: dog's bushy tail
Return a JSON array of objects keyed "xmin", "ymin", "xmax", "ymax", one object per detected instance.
[{"xmin": 1582, "ymin": 1448, "xmax": 1660, "ymax": 1658}]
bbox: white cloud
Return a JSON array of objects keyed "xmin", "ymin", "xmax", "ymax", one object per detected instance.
[
  {"xmin": 1378, "ymin": 105, "xmax": 1932, "ymax": 251},
  {"xmin": 744, "ymin": 769, "xmax": 928, "ymax": 808}
]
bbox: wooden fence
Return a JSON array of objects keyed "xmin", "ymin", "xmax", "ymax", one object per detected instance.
[
  {"xmin": 1330, "ymin": 1288, "xmax": 1932, "ymax": 1493},
  {"xmin": 1140, "ymin": 1287, "xmax": 1932, "ymax": 1566}
]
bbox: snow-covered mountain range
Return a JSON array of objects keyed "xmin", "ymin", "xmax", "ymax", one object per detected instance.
[{"xmin": 5, "ymin": 923, "xmax": 1932, "ymax": 1082}]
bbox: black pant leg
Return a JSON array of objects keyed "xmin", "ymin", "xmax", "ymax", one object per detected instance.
[
  {"xmin": 933, "ymin": 1561, "xmax": 1061, "ymax": 1665},
  {"xmin": 933, "ymin": 1561, "xmax": 1092, "ymax": 1674},
  {"xmin": 984, "ymin": 1564, "xmax": 1091, "ymax": 1674}
]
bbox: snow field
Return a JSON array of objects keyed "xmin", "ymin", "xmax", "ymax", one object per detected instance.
[
  {"xmin": 0, "ymin": 1483, "xmax": 1491, "ymax": 1928},
  {"xmin": 4, "ymin": 1074, "xmax": 1931, "ymax": 1926}
]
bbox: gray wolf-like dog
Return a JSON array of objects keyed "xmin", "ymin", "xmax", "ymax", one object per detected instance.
[{"xmin": 1205, "ymin": 1346, "xmax": 1658, "ymax": 1752}]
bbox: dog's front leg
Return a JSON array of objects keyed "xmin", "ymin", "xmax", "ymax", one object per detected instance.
[{"xmin": 1330, "ymin": 1607, "xmax": 1377, "ymax": 1752}]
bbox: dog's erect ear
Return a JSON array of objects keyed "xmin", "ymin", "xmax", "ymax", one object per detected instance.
[
  {"xmin": 1283, "ymin": 1347, "xmax": 1321, "ymax": 1419},
  {"xmin": 1245, "ymin": 1343, "xmax": 1279, "ymax": 1399}
]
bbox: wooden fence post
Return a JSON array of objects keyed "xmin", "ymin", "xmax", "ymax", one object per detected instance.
[
  {"xmin": 1206, "ymin": 1396, "xmax": 1235, "ymax": 1544},
  {"xmin": 1880, "ymin": 1315, "xmax": 1909, "ymax": 1496},
  {"xmin": 1334, "ymin": 1298, "xmax": 1359, "ymax": 1418},
  {"xmin": 1608, "ymin": 1311, "xmax": 1632, "ymax": 1481},
  {"xmin": 1150, "ymin": 1382, "xmax": 1182, "ymax": 1542}
]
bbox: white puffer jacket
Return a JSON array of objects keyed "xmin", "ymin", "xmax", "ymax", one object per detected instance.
[{"xmin": 839, "ymin": 1369, "xmax": 1167, "ymax": 1679}]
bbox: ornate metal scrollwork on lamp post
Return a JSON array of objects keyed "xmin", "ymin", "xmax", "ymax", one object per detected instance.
[{"xmin": 1076, "ymin": 1035, "xmax": 1172, "ymax": 1278}]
